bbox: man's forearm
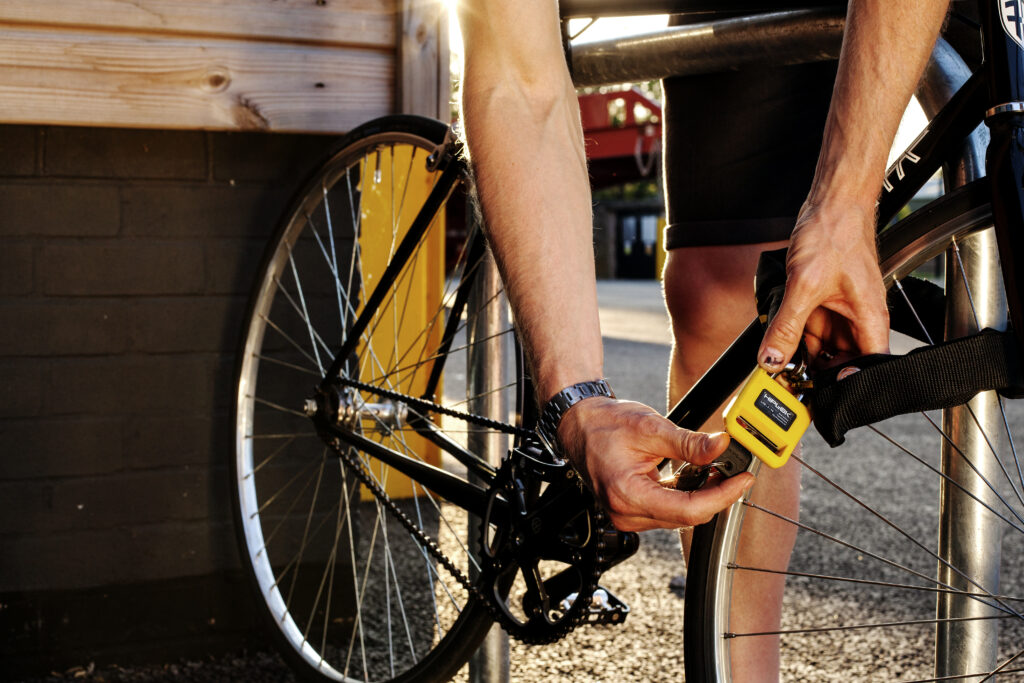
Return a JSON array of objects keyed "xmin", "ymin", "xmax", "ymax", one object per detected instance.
[
  {"xmin": 458, "ymin": 1, "xmax": 603, "ymax": 402},
  {"xmin": 809, "ymin": 0, "xmax": 950, "ymax": 210}
]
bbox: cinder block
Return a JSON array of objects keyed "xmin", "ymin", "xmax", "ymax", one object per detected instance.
[
  {"xmin": 44, "ymin": 127, "xmax": 206, "ymax": 181},
  {"xmin": 0, "ymin": 359, "xmax": 43, "ymax": 418},
  {"xmin": 0, "ymin": 417, "xmax": 124, "ymax": 479},
  {"xmin": 211, "ymin": 131, "xmax": 332, "ymax": 184},
  {"xmin": 203, "ymin": 239, "xmax": 267, "ymax": 295},
  {"xmin": 0, "ymin": 300, "xmax": 129, "ymax": 356},
  {"xmin": 122, "ymin": 184, "xmax": 288, "ymax": 239},
  {"xmin": 0, "ymin": 125, "xmax": 37, "ymax": 176},
  {"xmin": 22, "ymin": 469, "xmax": 211, "ymax": 535},
  {"xmin": 43, "ymin": 355, "xmax": 217, "ymax": 416},
  {"xmin": 0, "ymin": 184, "xmax": 120, "ymax": 237},
  {"xmin": 0, "ymin": 520, "xmax": 236, "ymax": 591},
  {"xmin": 0, "ymin": 480, "xmax": 53, "ymax": 536},
  {"xmin": 122, "ymin": 414, "xmax": 214, "ymax": 470},
  {"xmin": 128, "ymin": 296, "xmax": 243, "ymax": 354},
  {"xmin": 40, "ymin": 241, "xmax": 205, "ymax": 296},
  {"xmin": 0, "ymin": 242, "xmax": 33, "ymax": 296}
]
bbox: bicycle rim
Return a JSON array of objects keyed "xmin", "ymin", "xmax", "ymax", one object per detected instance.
[
  {"xmin": 232, "ymin": 116, "xmax": 520, "ymax": 682},
  {"xmin": 686, "ymin": 181, "xmax": 1024, "ymax": 681}
]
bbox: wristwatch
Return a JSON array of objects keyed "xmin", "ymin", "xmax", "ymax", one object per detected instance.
[{"xmin": 535, "ymin": 379, "xmax": 614, "ymax": 453}]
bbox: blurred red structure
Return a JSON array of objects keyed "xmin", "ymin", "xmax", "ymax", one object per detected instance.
[{"xmin": 578, "ymin": 88, "xmax": 662, "ymax": 188}]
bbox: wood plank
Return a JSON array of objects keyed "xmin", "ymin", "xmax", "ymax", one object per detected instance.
[
  {"xmin": 0, "ymin": 26, "xmax": 393, "ymax": 133},
  {"xmin": 0, "ymin": 0, "xmax": 395, "ymax": 49},
  {"xmin": 397, "ymin": 0, "xmax": 449, "ymax": 120}
]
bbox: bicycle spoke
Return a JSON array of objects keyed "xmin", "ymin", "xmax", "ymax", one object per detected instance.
[
  {"xmin": 744, "ymin": 499, "xmax": 1017, "ymax": 619},
  {"xmin": 793, "ymin": 452, "xmax": 1024, "ymax": 621},
  {"xmin": 977, "ymin": 648, "xmax": 1024, "ymax": 682},
  {"xmin": 730, "ymin": 564, "xmax": 1024, "ymax": 604},
  {"xmin": 868, "ymin": 425, "xmax": 1024, "ymax": 536},
  {"xmin": 920, "ymin": 411, "xmax": 1024, "ymax": 528}
]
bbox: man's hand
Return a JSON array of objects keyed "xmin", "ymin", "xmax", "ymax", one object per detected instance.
[
  {"xmin": 558, "ymin": 397, "xmax": 755, "ymax": 532},
  {"xmin": 758, "ymin": 200, "xmax": 890, "ymax": 371}
]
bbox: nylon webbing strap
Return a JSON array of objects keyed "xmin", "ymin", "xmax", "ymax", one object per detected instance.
[{"xmin": 812, "ymin": 328, "xmax": 1024, "ymax": 447}]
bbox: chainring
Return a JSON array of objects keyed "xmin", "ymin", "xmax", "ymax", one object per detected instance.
[{"xmin": 478, "ymin": 441, "xmax": 639, "ymax": 644}]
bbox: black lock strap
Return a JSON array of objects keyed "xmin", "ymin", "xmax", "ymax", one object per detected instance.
[{"xmin": 812, "ymin": 328, "xmax": 1024, "ymax": 446}]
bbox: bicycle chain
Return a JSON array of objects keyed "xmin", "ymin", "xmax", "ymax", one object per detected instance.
[
  {"xmin": 324, "ymin": 434, "xmax": 494, "ymax": 615},
  {"xmin": 333, "ymin": 375, "xmax": 534, "ymax": 439}
]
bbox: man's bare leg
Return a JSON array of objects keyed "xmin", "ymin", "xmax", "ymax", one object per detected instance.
[{"xmin": 663, "ymin": 242, "xmax": 799, "ymax": 682}]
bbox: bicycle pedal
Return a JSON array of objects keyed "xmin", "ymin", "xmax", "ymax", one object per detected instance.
[
  {"xmin": 723, "ymin": 368, "xmax": 810, "ymax": 468},
  {"xmin": 580, "ymin": 586, "xmax": 630, "ymax": 626}
]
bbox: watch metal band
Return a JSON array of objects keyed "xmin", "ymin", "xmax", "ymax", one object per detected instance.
[{"xmin": 536, "ymin": 379, "xmax": 614, "ymax": 453}]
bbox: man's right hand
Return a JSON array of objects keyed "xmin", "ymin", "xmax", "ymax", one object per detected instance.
[
  {"xmin": 557, "ymin": 397, "xmax": 755, "ymax": 532},
  {"xmin": 758, "ymin": 199, "xmax": 890, "ymax": 372}
]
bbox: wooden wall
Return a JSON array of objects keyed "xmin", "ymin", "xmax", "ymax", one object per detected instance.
[{"xmin": 0, "ymin": 0, "xmax": 450, "ymax": 133}]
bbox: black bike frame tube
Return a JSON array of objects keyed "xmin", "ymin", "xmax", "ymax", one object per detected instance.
[
  {"xmin": 877, "ymin": 72, "xmax": 989, "ymax": 226},
  {"xmin": 320, "ymin": 157, "xmax": 463, "ymax": 389},
  {"xmin": 325, "ymin": 422, "xmax": 500, "ymax": 519},
  {"xmin": 422, "ymin": 226, "xmax": 488, "ymax": 398},
  {"xmin": 409, "ymin": 415, "xmax": 498, "ymax": 481},
  {"xmin": 980, "ymin": 1, "xmax": 1024, "ymax": 353},
  {"xmin": 666, "ymin": 320, "xmax": 762, "ymax": 430}
]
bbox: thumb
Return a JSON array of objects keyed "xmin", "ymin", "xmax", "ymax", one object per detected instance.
[
  {"xmin": 676, "ymin": 430, "xmax": 730, "ymax": 467},
  {"xmin": 758, "ymin": 290, "xmax": 812, "ymax": 372}
]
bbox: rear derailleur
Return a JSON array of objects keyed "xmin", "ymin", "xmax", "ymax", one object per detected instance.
[{"xmin": 478, "ymin": 440, "xmax": 640, "ymax": 644}]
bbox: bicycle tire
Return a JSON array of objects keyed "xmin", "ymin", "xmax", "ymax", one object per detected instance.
[
  {"xmin": 685, "ymin": 179, "xmax": 1024, "ymax": 680},
  {"xmin": 231, "ymin": 115, "xmax": 521, "ymax": 683}
]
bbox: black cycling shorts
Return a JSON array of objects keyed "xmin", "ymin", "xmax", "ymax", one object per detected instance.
[{"xmin": 662, "ymin": 58, "xmax": 839, "ymax": 249}]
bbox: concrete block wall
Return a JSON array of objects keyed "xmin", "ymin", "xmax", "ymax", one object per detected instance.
[{"xmin": 0, "ymin": 123, "xmax": 335, "ymax": 677}]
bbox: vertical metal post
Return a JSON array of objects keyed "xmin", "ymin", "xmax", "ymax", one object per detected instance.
[
  {"xmin": 935, "ymin": 230, "xmax": 1008, "ymax": 679},
  {"xmin": 915, "ymin": 37, "xmax": 1006, "ymax": 678},
  {"xmin": 467, "ymin": 246, "xmax": 511, "ymax": 683}
]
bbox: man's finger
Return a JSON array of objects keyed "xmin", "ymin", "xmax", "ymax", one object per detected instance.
[
  {"xmin": 675, "ymin": 430, "xmax": 730, "ymax": 467},
  {"xmin": 617, "ymin": 472, "xmax": 755, "ymax": 531},
  {"xmin": 759, "ymin": 289, "xmax": 813, "ymax": 372},
  {"xmin": 851, "ymin": 296, "xmax": 891, "ymax": 355}
]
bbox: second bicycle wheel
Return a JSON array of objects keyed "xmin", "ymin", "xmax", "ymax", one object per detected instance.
[
  {"xmin": 686, "ymin": 182, "xmax": 1024, "ymax": 681},
  {"xmin": 232, "ymin": 115, "xmax": 522, "ymax": 682}
]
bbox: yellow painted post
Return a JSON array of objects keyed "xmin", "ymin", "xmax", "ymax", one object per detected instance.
[
  {"xmin": 357, "ymin": 143, "xmax": 444, "ymax": 499},
  {"xmin": 655, "ymin": 215, "xmax": 667, "ymax": 280}
]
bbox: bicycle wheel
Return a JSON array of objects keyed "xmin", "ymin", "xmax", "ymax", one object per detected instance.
[
  {"xmin": 232, "ymin": 115, "xmax": 522, "ymax": 682},
  {"xmin": 686, "ymin": 181, "xmax": 1024, "ymax": 680}
]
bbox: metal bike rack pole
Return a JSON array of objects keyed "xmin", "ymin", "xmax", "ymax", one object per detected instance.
[
  {"xmin": 567, "ymin": 8, "xmax": 843, "ymax": 88},
  {"xmin": 935, "ymin": 230, "xmax": 1006, "ymax": 679},
  {"xmin": 467, "ymin": 246, "xmax": 511, "ymax": 683},
  {"xmin": 917, "ymin": 39, "xmax": 1004, "ymax": 680}
]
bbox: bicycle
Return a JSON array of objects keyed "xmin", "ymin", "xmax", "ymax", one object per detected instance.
[{"xmin": 230, "ymin": 3, "xmax": 1024, "ymax": 681}]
